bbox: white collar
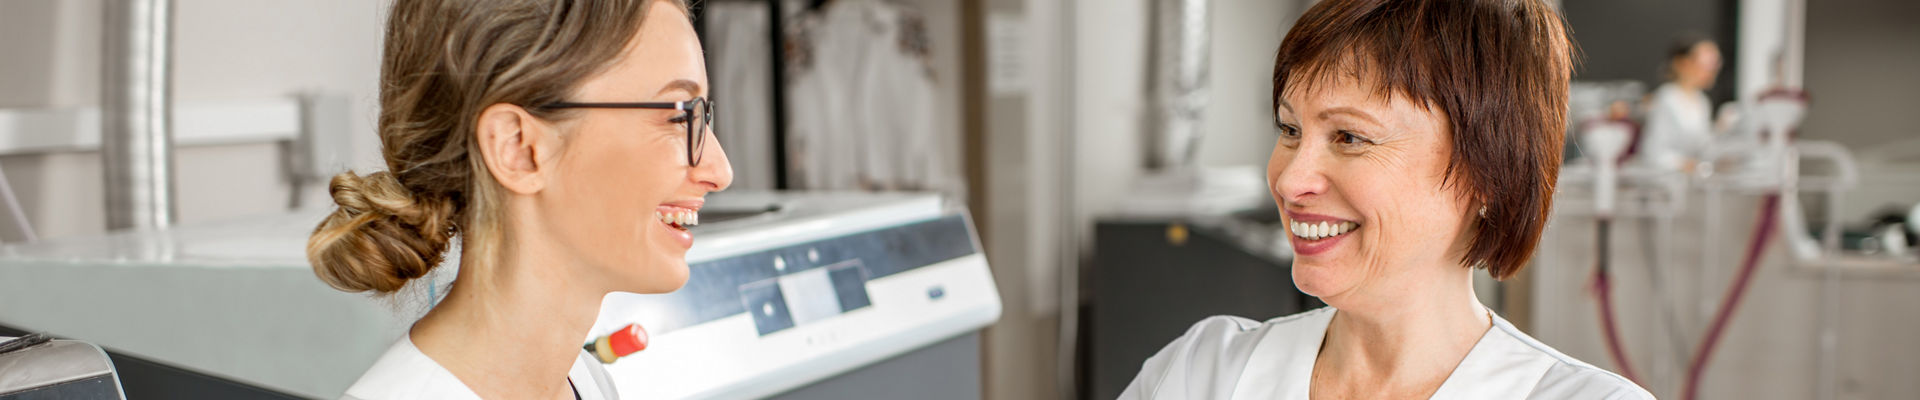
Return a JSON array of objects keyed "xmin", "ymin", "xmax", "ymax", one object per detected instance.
[
  {"xmin": 343, "ymin": 334, "xmax": 618, "ymax": 400},
  {"xmin": 1228, "ymin": 308, "xmax": 1555, "ymax": 399}
]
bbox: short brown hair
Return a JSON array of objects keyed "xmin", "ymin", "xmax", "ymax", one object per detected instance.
[{"xmin": 1272, "ymin": 0, "xmax": 1575, "ymax": 279}]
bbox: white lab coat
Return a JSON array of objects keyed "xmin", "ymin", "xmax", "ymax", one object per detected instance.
[
  {"xmin": 340, "ymin": 335, "xmax": 619, "ymax": 400},
  {"xmin": 1119, "ymin": 307, "xmax": 1652, "ymax": 400},
  {"xmin": 1637, "ymin": 82, "xmax": 1715, "ymax": 172}
]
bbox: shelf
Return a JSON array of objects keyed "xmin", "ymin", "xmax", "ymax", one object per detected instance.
[{"xmin": 0, "ymin": 99, "xmax": 301, "ymax": 156}]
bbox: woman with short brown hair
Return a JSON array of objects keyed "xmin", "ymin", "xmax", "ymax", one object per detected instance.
[{"xmin": 1121, "ymin": 0, "xmax": 1651, "ymax": 398}]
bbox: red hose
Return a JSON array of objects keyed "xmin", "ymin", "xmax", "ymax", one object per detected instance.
[
  {"xmin": 1683, "ymin": 194, "xmax": 1779, "ymax": 400},
  {"xmin": 1593, "ymin": 194, "xmax": 1778, "ymax": 398},
  {"xmin": 1594, "ymin": 256, "xmax": 1644, "ymax": 384},
  {"xmin": 1591, "ymin": 219, "xmax": 1644, "ymax": 384}
]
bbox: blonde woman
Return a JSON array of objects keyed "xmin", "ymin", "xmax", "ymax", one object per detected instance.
[{"xmin": 306, "ymin": 0, "xmax": 731, "ymax": 398}]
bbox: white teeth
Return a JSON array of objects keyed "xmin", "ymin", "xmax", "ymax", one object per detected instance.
[
  {"xmin": 657, "ymin": 210, "xmax": 700, "ymax": 227},
  {"xmin": 1290, "ymin": 220, "xmax": 1357, "ymax": 240}
]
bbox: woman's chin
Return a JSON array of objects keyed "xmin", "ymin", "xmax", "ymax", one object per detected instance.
[
  {"xmin": 654, "ymin": 261, "xmax": 691, "ymax": 292},
  {"xmin": 622, "ymin": 260, "xmax": 690, "ymax": 294},
  {"xmin": 1291, "ymin": 263, "xmax": 1352, "ymax": 301}
]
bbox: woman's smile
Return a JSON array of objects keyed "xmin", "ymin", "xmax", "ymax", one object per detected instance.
[
  {"xmin": 654, "ymin": 201, "xmax": 703, "ymax": 249},
  {"xmin": 1284, "ymin": 210, "xmax": 1361, "ymax": 256}
]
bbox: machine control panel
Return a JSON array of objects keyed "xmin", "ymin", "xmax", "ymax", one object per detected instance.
[{"xmin": 588, "ymin": 208, "xmax": 1000, "ymax": 399}]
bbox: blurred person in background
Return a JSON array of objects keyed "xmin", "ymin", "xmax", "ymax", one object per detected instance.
[{"xmin": 1636, "ymin": 35, "xmax": 1723, "ymax": 173}]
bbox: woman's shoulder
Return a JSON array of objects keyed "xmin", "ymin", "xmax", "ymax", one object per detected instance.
[
  {"xmin": 341, "ymin": 335, "xmax": 481, "ymax": 400},
  {"xmin": 1184, "ymin": 306, "xmax": 1336, "ymax": 337},
  {"xmin": 1487, "ymin": 318, "xmax": 1654, "ymax": 400},
  {"xmin": 1170, "ymin": 307, "xmax": 1336, "ymax": 357},
  {"xmin": 1527, "ymin": 362, "xmax": 1656, "ymax": 400},
  {"xmin": 1118, "ymin": 308, "xmax": 1335, "ymax": 399}
]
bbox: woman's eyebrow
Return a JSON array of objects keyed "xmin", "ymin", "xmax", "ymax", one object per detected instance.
[
  {"xmin": 655, "ymin": 79, "xmax": 703, "ymax": 97},
  {"xmin": 1318, "ymin": 106, "xmax": 1380, "ymax": 125}
]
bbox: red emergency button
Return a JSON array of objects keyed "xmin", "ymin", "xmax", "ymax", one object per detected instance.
[{"xmin": 586, "ymin": 323, "xmax": 649, "ymax": 364}]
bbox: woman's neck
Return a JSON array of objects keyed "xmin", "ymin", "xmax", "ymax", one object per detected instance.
[
  {"xmin": 1313, "ymin": 270, "xmax": 1490, "ymax": 397},
  {"xmin": 410, "ymin": 234, "xmax": 600, "ymax": 400}
]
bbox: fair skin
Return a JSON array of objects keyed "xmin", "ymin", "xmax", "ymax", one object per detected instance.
[
  {"xmin": 1270, "ymin": 72, "xmax": 1490, "ymax": 399},
  {"xmin": 409, "ymin": 2, "xmax": 733, "ymax": 399},
  {"xmin": 1671, "ymin": 41, "xmax": 1722, "ymax": 92}
]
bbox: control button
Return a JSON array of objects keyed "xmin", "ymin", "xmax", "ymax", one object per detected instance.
[
  {"xmin": 927, "ymin": 285, "xmax": 946, "ymax": 300},
  {"xmin": 741, "ymin": 280, "xmax": 794, "ymax": 336},
  {"xmin": 773, "ymin": 256, "xmax": 786, "ymax": 272},
  {"xmin": 807, "ymin": 248, "xmax": 821, "ymax": 263},
  {"xmin": 585, "ymin": 323, "xmax": 648, "ymax": 364}
]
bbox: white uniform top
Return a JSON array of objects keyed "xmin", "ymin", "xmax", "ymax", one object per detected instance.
[
  {"xmin": 341, "ymin": 334, "xmax": 619, "ymax": 400},
  {"xmin": 1638, "ymin": 82, "xmax": 1715, "ymax": 172},
  {"xmin": 1119, "ymin": 307, "xmax": 1652, "ymax": 400}
]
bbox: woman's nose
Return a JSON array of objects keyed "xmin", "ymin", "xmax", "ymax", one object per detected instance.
[
  {"xmin": 692, "ymin": 128, "xmax": 734, "ymax": 192},
  {"xmin": 1272, "ymin": 146, "xmax": 1329, "ymax": 205}
]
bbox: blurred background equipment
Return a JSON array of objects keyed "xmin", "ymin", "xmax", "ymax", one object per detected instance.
[
  {"xmin": 100, "ymin": 0, "xmax": 177, "ymax": 231},
  {"xmin": 1142, "ymin": 0, "xmax": 1211, "ymax": 171},
  {"xmin": 1538, "ymin": 2, "xmax": 1920, "ymax": 400},
  {"xmin": 0, "ymin": 334, "xmax": 127, "ymax": 400}
]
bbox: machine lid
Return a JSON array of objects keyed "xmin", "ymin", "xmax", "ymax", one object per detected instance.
[{"xmin": 0, "ymin": 338, "xmax": 120, "ymax": 396}]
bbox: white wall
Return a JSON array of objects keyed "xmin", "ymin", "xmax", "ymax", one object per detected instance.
[
  {"xmin": 0, "ymin": 0, "xmax": 385, "ymax": 241},
  {"xmin": 978, "ymin": 0, "xmax": 1059, "ymax": 396}
]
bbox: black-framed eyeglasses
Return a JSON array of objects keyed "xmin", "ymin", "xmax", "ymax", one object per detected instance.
[{"xmin": 539, "ymin": 97, "xmax": 714, "ymax": 166}]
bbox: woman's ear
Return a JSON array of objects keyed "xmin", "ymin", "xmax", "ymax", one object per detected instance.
[{"xmin": 475, "ymin": 103, "xmax": 558, "ymax": 195}]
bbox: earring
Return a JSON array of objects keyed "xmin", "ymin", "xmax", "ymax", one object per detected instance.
[{"xmin": 1478, "ymin": 205, "xmax": 1489, "ymax": 218}]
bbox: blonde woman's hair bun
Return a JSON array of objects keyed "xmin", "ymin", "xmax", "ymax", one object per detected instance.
[{"xmin": 307, "ymin": 171, "xmax": 459, "ymax": 293}]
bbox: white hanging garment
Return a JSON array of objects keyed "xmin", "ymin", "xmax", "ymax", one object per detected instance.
[
  {"xmin": 707, "ymin": 1, "xmax": 777, "ymax": 191},
  {"xmin": 784, "ymin": 0, "xmax": 964, "ymax": 200}
]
